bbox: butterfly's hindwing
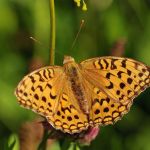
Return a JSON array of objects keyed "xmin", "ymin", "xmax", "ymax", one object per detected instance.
[{"xmin": 47, "ymin": 83, "xmax": 89, "ymax": 133}]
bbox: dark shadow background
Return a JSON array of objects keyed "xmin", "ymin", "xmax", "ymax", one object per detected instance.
[{"xmin": 0, "ymin": 0, "xmax": 150, "ymax": 149}]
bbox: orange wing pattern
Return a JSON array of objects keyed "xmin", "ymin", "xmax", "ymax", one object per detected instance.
[{"xmin": 80, "ymin": 56, "xmax": 150, "ymax": 126}]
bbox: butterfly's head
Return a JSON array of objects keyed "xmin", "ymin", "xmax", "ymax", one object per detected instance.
[{"xmin": 63, "ymin": 55, "xmax": 75, "ymax": 64}]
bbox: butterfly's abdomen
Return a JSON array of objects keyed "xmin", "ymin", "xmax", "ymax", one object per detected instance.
[{"xmin": 65, "ymin": 63, "xmax": 89, "ymax": 114}]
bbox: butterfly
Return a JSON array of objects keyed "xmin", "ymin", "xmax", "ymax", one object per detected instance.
[{"xmin": 15, "ymin": 56, "xmax": 150, "ymax": 134}]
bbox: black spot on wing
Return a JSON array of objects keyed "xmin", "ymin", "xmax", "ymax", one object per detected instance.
[
  {"xmin": 103, "ymin": 107, "xmax": 109, "ymax": 112},
  {"xmin": 127, "ymin": 78, "xmax": 133, "ymax": 84},
  {"xmin": 106, "ymin": 73, "xmax": 111, "ymax": 79},
  {"xmin": 50, "ymin": 93, "xmax": 57, "ymax": 99},
  {"xmin": 34, "ymin": 94, "xmax": 39, "ymax": 100},
  {"xmin": 121, "ymin": 59, "xmax": 127, "ymax": 68},
  {"xmin": 117, "ymin": 71, "xmax": 124, "ymax": 78},
  {"xmin": 111, "ymin": 59, "xmax": 117, "ymax": 69},
  {"xmin": 31, "ymin": 87, "xmax": 35, "ymax": 91},
  {"xmin": 42, "ymin": 96, "xmax": 46, "ymax": 102},
  {"xmin": 47, "ymin": 83, "xmax": 52, "ymax": 89},
  {"xmin": 36, "ymin": 72, "xmax": 44, "ymax": 82},
  {"xmin": 100, "ymin": 99, "xmax": 105, "ymax": 105},
  {"xmin": 127, "ymin": 69, "xmax": 132, "ymax": 76},
  {"xmin": 74, "ymin": 115, "xmax": 79, "ymax": 119},
  {"xmin": 142, "ymin": 68, "xmax": 146, "ymax": 73},
  {"xmin": 120, "ymin": 82, "xmax": 125, "ymax": 89},
  {"xmin": 106, "ymin": 81, "xmax": 114, "ymax": 89},
  {"xmin": 37, "ymin": 85, "xmax": 43, "ymax": 92},
  {"xmin": 47, "ymin": 69, "xmax": 54, "ymax": 78},
  {"xmin": 43, "ymin": 69, "xmax": 48, "ymax": 79},
  {"xmin": 94, "ymin": 109, "xmax": 100, "ymax": 115},
  {"xmin": 106, "ymin": 97, "xmax": 110, "ymax": 103},
  {"xmin": 29, "ymin": 76, "xmax": 36, "ymax": 83},
  {"xmin": 24, "ymin": 92, "xmax": 27, "ymax": 96},
  {"xmin": 116, "ymin": 90, "xmax": 120, "ymax": 95},
  {"xmin": 61, "ymin": 107, "xmax": 71, "ymax": 113},
  {"xmin": 98, "ymin": 60, "xmax": 104, "ymax": 69},
  {"xmin": 92, "ymin": 98, "xmax": 99, "ymax": 105},
  {"xmin": 103, "ymin": 59, "xmax": 109, "ymax": 69},
  {"xmin": 57, "ymin": 111, "xmax": 61, "ymax": 116},
  {"xmin": 138, "ymin": 73, "xmax": 143, "ymax": 77},
  {"xmin": 48, "ymin": 102, "xmax": 51, "ymax": 107},
  {"xmin": 127, "ymin": 90, "xmax": 132, "ymax": 95},
  {"xmin": 67, "ymin": 116, "xmax": 72, "ymax": 121}
]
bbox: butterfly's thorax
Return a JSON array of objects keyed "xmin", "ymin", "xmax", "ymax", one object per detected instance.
[{"xmin": 64, "ymin": 61, "xmax": 89, "ymax": 115}]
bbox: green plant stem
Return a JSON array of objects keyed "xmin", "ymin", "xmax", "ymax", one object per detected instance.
[
  {"xmin": 49, "ymin": 0, "xmax": 55, "ymax": 65},
  {"xmin": 37, "ymin": 1, "xmax": 56, "ymax": 149},
  {"xmin": 38, "ymin": 130, "xmax": 49, "ymax": 150}
]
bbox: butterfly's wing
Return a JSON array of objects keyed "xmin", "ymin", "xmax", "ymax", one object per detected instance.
[
  {"xmin": 15, "ymin": 66, "xmax": 88, "ymax": 134},
  {"xmin": 15, "ymin": 66, "xmax": 65, "ymax": 117},
  {"xmin": 80, "ymin": 56, "xmax": 150, "ymax": 126},
  {"xmin": 46, "ymin": 80, "xmax": 89, "ymax": 134}
]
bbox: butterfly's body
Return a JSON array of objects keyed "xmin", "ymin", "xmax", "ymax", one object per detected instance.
[
  {"xmin": 64, "ymin": 57, "xmax": 89, "ymax": 115},
  {"xmin": 15, "ymin": 56, "xmax": 150, "ymax": 134}
]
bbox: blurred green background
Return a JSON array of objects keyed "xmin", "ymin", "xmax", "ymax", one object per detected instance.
[{"xmin": 0, "ymin": 0, "xmax": 150, "ymax": 149}]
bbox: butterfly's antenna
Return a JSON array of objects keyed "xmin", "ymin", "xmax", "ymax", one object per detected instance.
[
  {"xmin": 70, "ymin": 19, "xmax": 85, "ymax": 50},
  {"xmin": 30, "ymin": 36, "xmax": 43, "ymax": 45},
  {"xmin": 30, "ymin": 36, "xmax": 63, "ymax": 59}
]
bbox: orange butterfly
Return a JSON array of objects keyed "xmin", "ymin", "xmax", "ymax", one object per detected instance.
[{"xmin": 15, "ymin": 56, "xmax": 150, "ymax": 134}]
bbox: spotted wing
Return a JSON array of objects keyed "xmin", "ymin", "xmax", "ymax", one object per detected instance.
[
  {"xmin": 80, "ymin": 56, "xmax": 150, "ymax": 126},
  {"xmin": 15, "ymin": 66, "xmax": 65, "ymax": 117}
]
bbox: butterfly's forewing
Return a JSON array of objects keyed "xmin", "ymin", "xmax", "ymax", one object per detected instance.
[
  {"xmin": 80, "ymin": 56, "xmax": 150, "ymax": 125},
  {"xmin": 15, "ymin": 66, "xmax": 65, "ymax": 117}
]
